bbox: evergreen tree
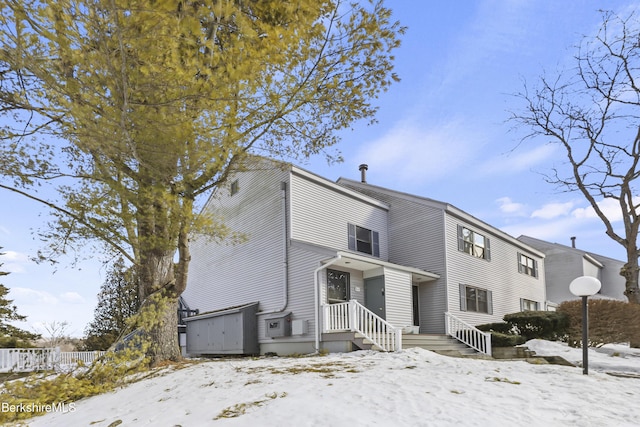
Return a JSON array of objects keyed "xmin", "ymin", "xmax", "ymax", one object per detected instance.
[
  {"xmin": 84, "ymin": 258, "xmax": 140, "ymax": 351},
  {"xmin": 0, "ymin": 248, "xmax": 40, "ymax": 347}
]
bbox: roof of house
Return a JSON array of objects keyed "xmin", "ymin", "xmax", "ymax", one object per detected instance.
[
  {"xmin": 517, "ymin": 235, "xmax": 624, "ymax": 266},
  {"xmin": 336, "ymin": 177, "xmax": 545, "ymax": 258}
]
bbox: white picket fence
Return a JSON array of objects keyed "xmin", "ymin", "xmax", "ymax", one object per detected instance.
[{"xmin": 0, "ymin": 348, "xmax": 106, "ymax": 372}]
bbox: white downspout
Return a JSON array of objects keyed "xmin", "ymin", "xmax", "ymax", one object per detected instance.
[
  {"xmin": 314, "ymin": 254, "xmax": 342, "ymax": 353},
  {"xmin": 258, "ymin": 181, "xmax": 290, "ymax": 316}
]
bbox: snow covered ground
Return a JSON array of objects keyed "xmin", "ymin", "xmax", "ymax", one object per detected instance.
[{"xmin": 26, "ymin": 340, "xmax": 640, "ymax": 426}]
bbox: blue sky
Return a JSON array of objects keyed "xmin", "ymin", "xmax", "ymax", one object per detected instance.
[{"xmin": 2, "ymin": 0, "xmax": 638, "ymax": 337}]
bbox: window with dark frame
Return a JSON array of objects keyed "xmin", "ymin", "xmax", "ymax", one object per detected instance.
[
  {"xmin": 518, "ymin": 253, "xmax": 538, "ymax": 278},
  {"xmin": 230, "ymin": 179, "xmax": 239, "ymax": 196},
  {"xmin": 348, "ymin": 223, "xmax": 380, "ymax": 257},
  {"xmin": 457, "ymin": 225, "xmax": 491, "ymax": 260},
  {"xmin": 327, "ymin": 269, "xmax": 350, "ymax": 303},
  {"xmin": 459, "ymin": 284, "xmax": 492, "ymax": 314}
]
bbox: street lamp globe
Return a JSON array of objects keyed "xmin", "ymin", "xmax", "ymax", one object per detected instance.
[{"xmin": 569, "ymin": 276, "xmax": 601, "ymax": 297}]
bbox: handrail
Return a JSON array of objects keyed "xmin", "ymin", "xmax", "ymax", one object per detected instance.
[
  {"xmin": 323, "ymin": 300, "xmax": 402, "ymax": 352},
  {"xmin": 444, "ymin": 312, "xmax": 492, "ymax": 356}
]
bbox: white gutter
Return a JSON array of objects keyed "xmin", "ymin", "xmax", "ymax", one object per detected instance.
[{"xmin": 314, "ymin": 254, "xmax": 342, "ymax": 353}]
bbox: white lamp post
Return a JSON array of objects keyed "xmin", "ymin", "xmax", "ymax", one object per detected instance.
[{"xmin": 569, "ymin": 276, "xmax": 601, "ymax": 375}]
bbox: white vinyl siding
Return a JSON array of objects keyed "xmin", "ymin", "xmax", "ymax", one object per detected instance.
[
  {"xmin": 446, "ymin": 215, "xmax": 545, "ymax": 326},
  {"xmin": 290, "ymin": 172, "xmax": 389, "ymax": 260},
  {"xmin": 184, "ymin": 164, "xmax": 289, "ymax": 318},
  {"xmin": 382, "ymin": 269, "xmax": 413, "ymax": 327},
  {"xmin": 518, "ymin": 236, "xmax": 595, "ymax": 305},
  {"xmin": 184, "ymin": 165, "xmax": 327, "ymax": 346},
  {"xmin": 337, "ymin": 180, "xmax": 448, "ymax": 334}
]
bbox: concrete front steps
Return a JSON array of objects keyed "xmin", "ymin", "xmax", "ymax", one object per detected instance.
[
  {"xmin": 402, "ymin": 334, "xmax": 484, "ymax": 357},
  {"xmin": 322, "ymin": 332, "xmax": 488, "ymax": 357}
]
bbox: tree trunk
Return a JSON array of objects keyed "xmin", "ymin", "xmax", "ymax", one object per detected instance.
[
  {"xmin": 145, "ymin": 293, "xmax": 180, "ymax": 365},
  {"xmin": 138, "ymin": 249, "xmax": 182, "ymax": 365},
  {"xmin": 621, "ymin": 249, "xmax": 640, "ymax": 304}
]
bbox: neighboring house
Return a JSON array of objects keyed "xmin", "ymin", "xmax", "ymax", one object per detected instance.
[
  {"xmin": 181, "ymin": 159, "xmax": 546, "ymax": 356},
  {"xmin": 517, "ymin": 235, "xmax": 627, "ymax": 306}
]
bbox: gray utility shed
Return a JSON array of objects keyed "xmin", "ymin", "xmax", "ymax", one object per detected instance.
[{"xmin": 184, "ymin": 302, "xmax": 259, "ymax": 356}]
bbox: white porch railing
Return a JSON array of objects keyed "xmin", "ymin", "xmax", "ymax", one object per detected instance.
[
  {"xmin": 323, "ymin": 300, "xmax": 402, "ymax": 352},
  {"xmin": 0, "ymin": 348, "xmax": 106, "ymax": 372},
  {"xmin": 445, "ymin": 312, "xmax": 492, "ymax": 356}
]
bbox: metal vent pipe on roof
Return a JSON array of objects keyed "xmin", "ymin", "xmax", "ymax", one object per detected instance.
[
  {"xmin": 571, "ymin": 236, "xmax": 576, "ymax": 248},
  {"xmin": 359, "ymin": 164, "xmax": 368, "ymax": 183}
]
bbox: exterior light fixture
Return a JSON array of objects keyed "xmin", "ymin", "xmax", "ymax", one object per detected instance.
[{"xmin": 569, "ymin": 276, "xmax": 601, "ymax": 375}]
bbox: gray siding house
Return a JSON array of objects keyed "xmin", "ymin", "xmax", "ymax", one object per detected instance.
[
  {"xmin": 517, "ymin": 236, "xmax": 626, "ymax": 306},
  {"xmin": 182, "ymin": 159, "xmax": 546, "ymax": 356},
  {"xmin": 338, "ymin": 176, "xmax": 547, "ymax": 332}
]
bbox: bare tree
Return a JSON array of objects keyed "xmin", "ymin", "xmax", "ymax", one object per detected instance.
[
  {"xmin": 42, "ymin": 321, "xmax": 70, "ymax": 349},
  {"xmin": 512, "ymin": 10, "xmax": 640, "ymax": 303}
]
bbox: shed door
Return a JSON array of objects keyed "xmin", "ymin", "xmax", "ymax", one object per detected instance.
[{"xmin": 364, "ymin": 276, "xmax": 386, "ymax": 320}]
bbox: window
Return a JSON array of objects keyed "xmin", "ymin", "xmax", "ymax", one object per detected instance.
[
  {"xmin": 457, "ymin": 225, "xmax": 491, "ymax": 260},
  {"xmin": 230, "ymin": 179, "xmax": 239, "ymax": 196},
  {"xmin": 518, "ymin": 253, "xmax": 538, "ymax": 278},
  {"xmin": 327, "ymin": 269, "xmax": 350, "ymax": 303},
  {"xmin": 459, "ymin": 284, "xmax": 492, "ymax": 314},
  {"xmin": 520, "ymin": 299, "xmax": 539, "ymax": 311},
  {"xmin": 348, "ymin": 223, "xmax": 380, "ymax": 257}
]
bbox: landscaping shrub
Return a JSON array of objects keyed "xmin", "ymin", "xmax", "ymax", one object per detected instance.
[
  {"xmin": 476, "ymin": 322, "xmax": 513, "ymax": 334},
  {"xmin": 557, "ymin": 299, "xmax": 640, "ymax": 347},
  {"xmin": 490, "ymin": 332, "xmax": 526, "ymax": 348},
  {"xmin": 503, "ymin": 311, "xmax": 569, "ymax": 341}
]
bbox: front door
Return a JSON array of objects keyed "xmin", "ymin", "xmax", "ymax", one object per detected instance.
[{"xmin": 364, "ymin": 276, "xmax": 386, "ymax": 320}]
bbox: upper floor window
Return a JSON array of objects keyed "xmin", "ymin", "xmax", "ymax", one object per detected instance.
[
  {"xmin": 348, "ymin": 223, "xmax": 380, "ymax": 257},
  {"xmin": 457, "ymin": 225, "xmax": 491, "ymax": 260},
  {"xmin": 518, "ymin": 253, "xmax": 538, "ymax": 278},
  {"xmin": 230, "ymin": 179, "xmax": 240, "ymax": 196},
  {"xmin": 459, "ymin": 284, "xmax": 493, "ymax": 314}
]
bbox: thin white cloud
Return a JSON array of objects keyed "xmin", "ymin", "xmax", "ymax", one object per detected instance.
[
  {"xmin": 531, "ymin": 201, "xmax": 575, "ymax": 220},
  {"xmin": 356, "ymin": 119, "xmax": 480, "ymax": 185},
  {"xmin": 572, "ymin": 198, "xmax": 623, "ymax": 222},
  {"xmin": 1, "ymin": 250, "xmax": 30, "ymax": 273},
  {"xmin": 59, "ymin": 291, "xmax": 85, "ymax": 304},
  {"xmin": 8, "ymin": 287, "xmax": 58, "ymax": 305},
  {"xmin": 481, "ymin": 144, "xmax": 559, "ymax": 176},
  {"xmin": 496, "ymin": 196, "xmax": 527, "ymax": 216}
]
